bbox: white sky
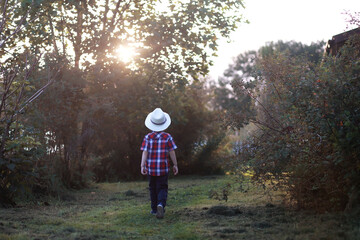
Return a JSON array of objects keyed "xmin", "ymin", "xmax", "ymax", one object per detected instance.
[{"xmin": 209, "ymin": 0, "xmax": 360, "ymax": 79}]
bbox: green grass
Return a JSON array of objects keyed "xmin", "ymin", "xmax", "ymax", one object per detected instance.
[{"xmin": 0, "ymin": 175, "xmax": 358, "ymax": 239}]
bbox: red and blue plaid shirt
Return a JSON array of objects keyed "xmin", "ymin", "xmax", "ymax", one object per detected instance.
[{"xmin": 140, "ymin": 132, "xmax": 177, "ymax": 176}]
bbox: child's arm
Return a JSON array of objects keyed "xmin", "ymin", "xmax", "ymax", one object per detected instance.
[
  {"xmin": 169, "ymin": 150, "xmax": 178, "ymax": 175},
  {"xmin": 141, "ymin": 150, "xmax": 148, "ymax": 175}
]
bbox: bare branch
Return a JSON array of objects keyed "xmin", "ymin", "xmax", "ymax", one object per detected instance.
[
  {"xmin": 0, "ymin": 69, "xmax": 18, "ymax": 114},
  {"xmin": 270, "ymin": 82, "xmax": 283, "ymax": 101},
  {"xmin": 4, "ymin": 79, "xmax": 22, "ymax": 102},
  {"xmin": 48, "ymin": 8, "xmax": 59, "ymax": 56},
  {"xmin": 102, "ymin": 0, "xmax": 110, "ymax": 34},
  {"xmin": 24, "ymin": 52, "xmax": 42, "ymax": 81},
  {"xmin": 0, "ymin": 0, "xmax": 9, "ymax": 34},
  {"xmin": 250, "ymin": 119, "xmax": 284, "ymax": 135},
  {"xmin": 0, "ymin": 2, "xmax": 38, "ymax": 50},
  {"xmin": 109, "ymin": 0, "xmax": 122, "ymax": 29},
  {"xmin": 17, "ymin": 65, "xmax": 60, "ymax": 114},
  {"xmin": 245, "ymin": 88, "xmax": 283, "ymax": 128},
  {"xmin": 113, "ymin": 0, "xmax": 131, "ymax": 28},
  {"xmin": 0, "ymin": 8, "xmax": 30, "ymax": 49}
]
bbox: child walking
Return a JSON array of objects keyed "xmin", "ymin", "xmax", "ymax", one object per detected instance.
[{"xmin": 140, "ymin": 108, "xmax": 178, "ymax": 219}]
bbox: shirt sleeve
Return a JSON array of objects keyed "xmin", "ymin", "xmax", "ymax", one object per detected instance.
[
  {"xmin": 140, "ymin": 136, "xmax": 149, "ymax": 151},
  {"xmin": 167, "ymin": 135, "xmax": 177, "ymax": 151}
]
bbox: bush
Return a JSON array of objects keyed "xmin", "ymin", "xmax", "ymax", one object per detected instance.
[{"xmin": 232, "ymin": 35, "xmax": 360, "ymax": 212}]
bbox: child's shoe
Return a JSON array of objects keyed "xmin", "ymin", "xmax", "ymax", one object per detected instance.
[
  {"xmin": 156, "ymin": 204, "xmax": 164, "ymax": 219},
  {"xmin": 150, "ymin": 210, "xmax": 157, "ymax": 215}
]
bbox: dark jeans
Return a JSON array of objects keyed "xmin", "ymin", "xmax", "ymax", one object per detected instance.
[{"xmin": 148, "ymin": 174, "xmax": 168, "ymax": 212}]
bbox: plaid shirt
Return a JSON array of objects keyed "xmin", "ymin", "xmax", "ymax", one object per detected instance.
[{"xmin": 140, "ymin": 132, "xmax": 177, "ymax": 176}]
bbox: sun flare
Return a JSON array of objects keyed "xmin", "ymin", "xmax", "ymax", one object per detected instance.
[{"xmin": 116, "ymin": 45, "xmax": 137, "ymax": 63}]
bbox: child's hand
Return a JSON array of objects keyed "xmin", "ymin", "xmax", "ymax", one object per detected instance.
[
  {"xmin": 173, "ymin": 165, "xmax": 178, "ymax": 175},
  {"xmin": 141, "ymin": 166, "xmax": 147, "ymax": 175}
]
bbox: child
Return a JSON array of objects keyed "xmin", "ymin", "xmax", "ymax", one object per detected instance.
[{"xmin": 140, "ymin": 108, "xmax": 178, "ymax": 219}]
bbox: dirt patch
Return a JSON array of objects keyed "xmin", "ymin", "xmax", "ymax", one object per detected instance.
[
  {"xmin": 124, "ymin": 190, "xmax": 137, "ymax": 197},
  {"xmin": 59, "ymin": 193, "xmax": 77, "ymax": 202},
  {"xmin": 252, "ymin": 221, "xmax": 272, "ymax": 229},
  {"xmin": 107, "ymin": 190, "xmax": 147, "ymax": 202},
  {"xmin": 176, "ymin": 203, "xmax": 360, "ymax": 240},
  {"xmin": 265, "ymin": 203, "xmax": 275, "ymax": 208},
  {"xmin": 207, "ymin": 205, "xmax": 242, "ymax": 216},
  {"xmin": 216, "ymin": 228, "xmax": 247, "ymax": 234},
  {"xmin": 206, "ymin": 221, "xmax": 220, "ymax": 227}
]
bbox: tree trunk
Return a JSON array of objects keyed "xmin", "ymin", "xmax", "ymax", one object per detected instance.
[{"xmin": 74, "ymin": 1, "xmax": 83, "ymax": 70}]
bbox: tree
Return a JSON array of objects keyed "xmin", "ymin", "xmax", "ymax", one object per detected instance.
[
  {"xmin": 0, "ymin": 0, "xmax": 57, "ymax": 206},
  {"xmin": 216, "ymin": 40, "xmax": 325, "ymax": 129},
  {"xmin": 18, "ymin": 0, "xmax": 246, "ymax": 185},
  {"xmin": 225, "ymin": 36, "xmax": 360, "ymax": 211}
]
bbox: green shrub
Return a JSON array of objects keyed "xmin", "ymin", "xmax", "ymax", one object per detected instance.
[{"xmin": 231, "ymin": 35, "xmax": 360, "ymax": 212}]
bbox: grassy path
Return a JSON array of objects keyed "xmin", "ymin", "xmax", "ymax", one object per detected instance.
[{"xmin": 0, "ymin": 175, "xmax": 358, "ymax": 239}]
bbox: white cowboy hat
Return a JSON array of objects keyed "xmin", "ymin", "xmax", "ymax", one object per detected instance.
[{"xmin": 145, "ymin": 108, "xmax": 171, "ymax": 132}]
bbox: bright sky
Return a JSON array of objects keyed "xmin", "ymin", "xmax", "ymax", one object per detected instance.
[{"xmin": 209, "ymin": 0, "xmax": 360, "ymax": 79}]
